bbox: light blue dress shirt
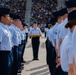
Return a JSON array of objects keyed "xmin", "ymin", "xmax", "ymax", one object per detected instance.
[
  {"xmin": 60, "ymin": 31, "xmax": 73, "ymax": 72},
  {"xmin": 48, "ymin": 27, "xmax": 54, "ymax": 46},
  {"xmin": 29, "ymin": 28, "xmax": 42, "ymax": 35},
  {"xmin": 9, "ymin": 24, "xmax": 19, "ymax": 46},
  {"xmin": 72, "ymin": 26, "xmax": 76, "ymax": 65},
  {"xmin": 0, "ymin": 22, "xmax": 12, "ymax": 51},
  {"xmin": 12, "ymin": 25, "xmax": 21, "ymax": 45}
]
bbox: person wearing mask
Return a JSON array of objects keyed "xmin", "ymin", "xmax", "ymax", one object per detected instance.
[
  {"xmin": 47, "ymin": 18, "xmax": 56, "ymax": 75},
  {"xmin": 60, "ymin": 10, "xmax": 76, "ymax": 75},
  {"xmin": 53, "ymin": 10, "xmax": 63, "ymax": 55},
  {"xmin": 69, "ymin": 10, "xmax": 76, "ymax": 75},
  {"xmin": 65, "ymin": 0, "xmax": 76, "ymax": 13},
  {"xmin": 29, "ymin": 22, "xmax": 42, "ymax": 60},
  {"xmin": 65, "ymin": 0, "xmax": 76, "ymax": 74},
  {"xmin": 57, "ymin": 8, "xmax": 68, "ymax": 69},
  {"xmin": 58, "ymin": 8, "xmax": 68, "ymax": 55},
  {"xmin": 53, "ymin": 10, "xmax": 64, "ymax": 75}
]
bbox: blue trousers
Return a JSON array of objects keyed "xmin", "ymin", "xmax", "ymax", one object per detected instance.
[
  {"xmin": 0, "ymin": 51, "xmax": 11, "ymax": 75},
  {"xmin": 45, "ymin": 39, "xmax": 56, "ymax": 75},
  {"xmin": 32, "ymin": 37, "xmax": 40, "ymax": 59},
  {"xmin": 9, "ymin": 50, "xmax": 13, "ymax": 75},
  {"xmin": 55, "ymin": 66, "xmax": 64, "ymax": 75},
  {"xmin": 10, "ymin": 46, "xmax": 19, "ymax": 75},
  {"xmin": 63, "ymin": 72, "xmax": 68, "ymax": 75},
  {"xmin": 21, "ymin": 40, "xmax": 26, "ymax": 62},
  {"xmin": 18, "ymin": 43, "xmax": 24, "ymax": 69}
]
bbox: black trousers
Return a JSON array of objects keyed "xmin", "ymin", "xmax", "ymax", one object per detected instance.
[
  {"xmin": 55, "ymin": 66, "xmax": 64, "ymax": 75},
  {"xmin": 25, "ymin": 33, "xmax": 28, "ymax": 43},
  {"xmin": 32, "ymin": 37, "xmax": 40, "ymax": 59},
  {"xmin": 45, "ymin": 39, "xmax": 56, "ymax": 75},
  {"xmin": 21, "ymin": 40, "xmax": 26, "ymax": 62},
  {"xmin": 63, "ymin": 72, "xmax": 68, "ymax": 75},
  {"xmin": 18, "ymin": 43, "xmax": 24, "ymax": 69},
  {"xmin": 0, "ymin": 51, "xmax": 11, "ymax": 75},
  {"xmin": 10, "ymin": 46, "xmax": 19, "ymax": 75}
]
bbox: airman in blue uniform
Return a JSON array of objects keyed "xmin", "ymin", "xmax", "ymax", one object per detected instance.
[
  {"xmin": 29, "ymin": 22, "xmax": 42, "ymax": 60},
  {"xmin": 0, "ymin": 8, "xmax": 13, "ymax": 75}
]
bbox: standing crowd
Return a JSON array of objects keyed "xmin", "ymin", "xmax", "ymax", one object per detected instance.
[
  {"xmin": 0, "ymin": 0, "xmax": 26, "ymax": 21},
  {"xmin": 45, "ymin": 0, "xmax": 76, "ymax": 75},
  {"xmin": 31, "ymin": 0, "xmax": 57, "ymax": 28}
]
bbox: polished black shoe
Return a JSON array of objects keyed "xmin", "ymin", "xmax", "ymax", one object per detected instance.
[
  {"xmin": 32, "ymin": 59, "xmax": 35, "ymax": 61},
  {"xmin": 21, "ymin": 60, "xmax": 26, "ymax": 63},
  {"xmin": 18, "ymin": 69, "xmax": 21, "ymax": 73},
  {"xmin": 35, "ymin": 59, "xmax": 39, "ymax": 60},
  {"xmin": 32, "ymin": 58, "xmax": 39, "ymax": 61}
]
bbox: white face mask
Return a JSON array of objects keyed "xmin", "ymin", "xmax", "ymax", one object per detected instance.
[
  {"xmin": 68, "ymin": 10, "xmax": 73, "ymax": 13},
  {"xmin": 68, "ymin": 8, "xmax": 76, "ymax": 13}
]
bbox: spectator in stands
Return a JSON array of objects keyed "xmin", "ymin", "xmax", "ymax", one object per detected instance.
[
  {"xmin": 31, "ymin": 0, "xmax": 58, "ymax": 27},
  {"xmin": 0, "ymin": 0, "xmax": 26, "ymax": 21}
]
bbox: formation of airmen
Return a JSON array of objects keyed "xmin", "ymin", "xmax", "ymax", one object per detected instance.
[
  {"xmin": 45, "ymin": 0, "xmax": 76, "ymax": 75},
  {"xmin": 0, "ymin": 6, "xmax": 42, "ymax": 75},
  {"xmin": 0, "ymin": 7, "xmax": 29, "ymax": 75},
  {"xmin": 1, "ymin": 0, "xmax": 76, "ymax": 75}
]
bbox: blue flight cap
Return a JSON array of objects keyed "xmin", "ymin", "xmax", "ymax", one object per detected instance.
[
  {"xmin": 9, "ymin": 13, "xmax": 14, "ymax": 19},
  {"xmin": 65, "ymin": 10, "xmax": 76, "ymax": 28},
  {"xmin": 53, "ymin": 10, "xmax": 63, "ymax": 21},
  {"xmin": 60, "ymin": 8, "xmax": 68, "ymax": 15},
  {"xmin": 65, "ymin": 0, "xmax": 76, "ymax": 8},
  {"xmin": 68, "ymin": 10, "xmax": 76, "ymax": 21},
  {"xmin": 13, "ymin": 14, "xmax": 22, "ymax": 21},
  {"xmin": 0, "ymin": 8, "xmax": 10, "ymax": 16},
  {"xmin": 50, "ymin": 18, "xmax": 56, "ymax": 25}
]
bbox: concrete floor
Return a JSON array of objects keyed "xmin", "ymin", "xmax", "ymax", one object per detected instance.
[{"xmin": 20, "ymin": 36, "xmax": 50, "ymax": 75}]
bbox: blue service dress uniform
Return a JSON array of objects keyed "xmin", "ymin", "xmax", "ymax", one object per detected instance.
[
  {"xmin": 47, "ymin": 27, "xmax": 56, "ymax": 75},
  {"xmin": 13, "ymin": 25, "xmax": 22, "ymax": 69},
  {"xmin": 21, "ymin": 30, "xmax": 26, "ymax": 62},
  {"xmin": 29, "ymin": 28, "xmax": 42, "ymax": 60},
  {"xmin": 0, "ymin": 22, "xmax": 13, "ymax": 75},
  {"xmin": 72, "ymin": 27, "xmax": 76, "ymax": 67},
  {"xmin": 9, "ymin": 24, "xmax": 19, "ymax": 75},
  {"xmin": 60, "ymin": 31, "xmax": 73, "ymax": 75},
  {"xmin": 45, "ymin": 27, "xmax": 51, "ymax": 65},
  {"xmin": 53, "ymin": 22, "xmax": 64, "ymax": 75},
  {"xmin": 59, "ymin": 18, "xmax": 68, "ymax": 40}
]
